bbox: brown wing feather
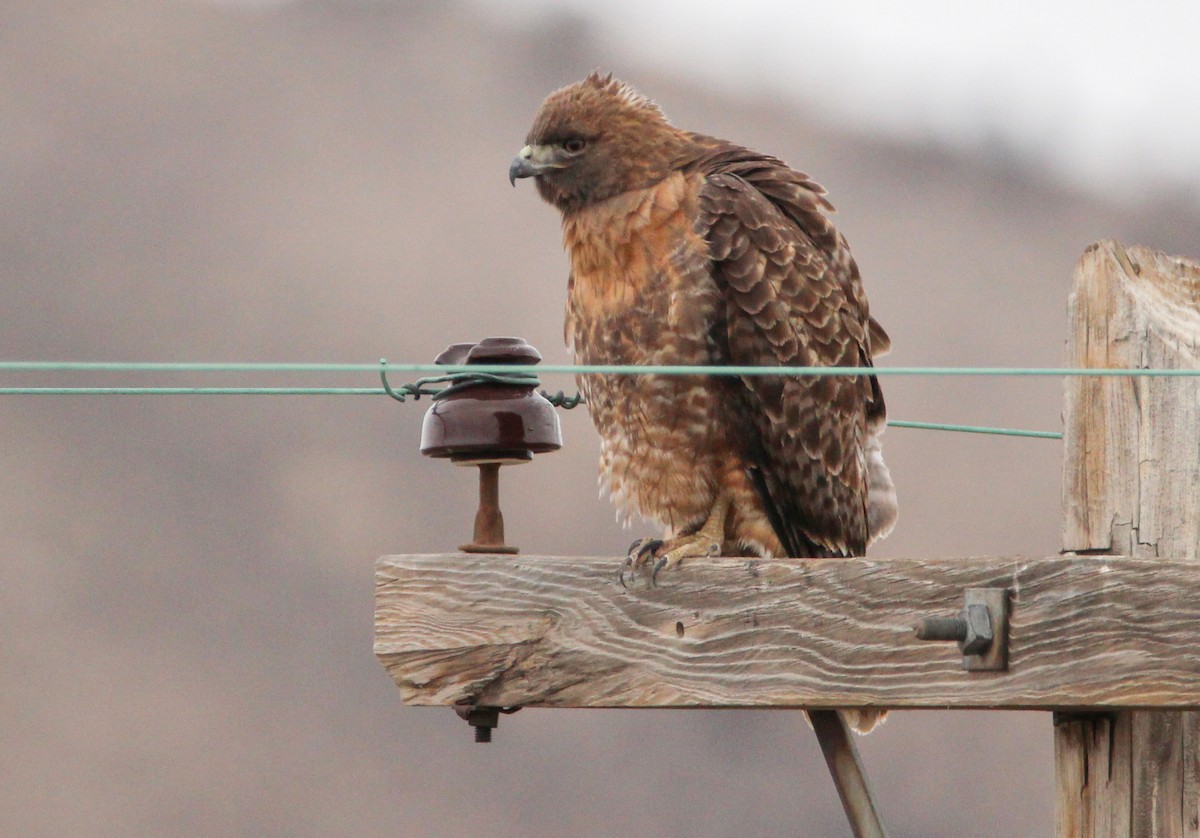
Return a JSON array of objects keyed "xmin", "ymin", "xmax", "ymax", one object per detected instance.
[{"xmin": 693, "ymin": 142, "xmax": 884, "ymax": 557}]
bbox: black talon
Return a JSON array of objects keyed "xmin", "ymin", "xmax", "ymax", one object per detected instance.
[
  {"xmin": 633, "ymin": 538, "xmax": 663, "ymax": 565},
  {"xmin": 621, "ymin": 538, "xmax": 664, "ymax": 588},
  {"xmin": 651, "ymin": 554, "xmax": 670, "ymax": 585}
]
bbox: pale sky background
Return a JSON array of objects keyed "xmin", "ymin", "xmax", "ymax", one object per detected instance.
[
  {"xmin": 465, "ymin": 0, "xmax": 1200, "ymax": 201},
  {"xmin": 212, "ymin": 0, "xmax": 1200, "ymax": 199}
]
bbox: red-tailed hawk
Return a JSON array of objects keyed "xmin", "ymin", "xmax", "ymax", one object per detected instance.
[{"xmin": 510, "ymin": 73, "xmax": 897, "ymax": 615}]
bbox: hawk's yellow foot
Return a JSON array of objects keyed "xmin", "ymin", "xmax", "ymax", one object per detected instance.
[
  {"xmin": 621, "ymin": 532, "xmax": 721, "ymax": 586},
  {"xmin": 620, "ymin": 497, "xmax": 730, "ymax": 586}
]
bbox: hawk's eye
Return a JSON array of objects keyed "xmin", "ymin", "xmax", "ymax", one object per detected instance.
[{"xmin": 563, "ymin": 137, "xmax": 586, "ymax": 153}]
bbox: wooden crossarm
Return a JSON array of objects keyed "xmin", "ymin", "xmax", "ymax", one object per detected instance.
[{"xmin": 375, "ymin": 553, "xmax": 1200, "ymax": 710}]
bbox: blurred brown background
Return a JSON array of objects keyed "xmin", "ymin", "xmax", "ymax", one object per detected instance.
[{"xmin": 2, "ymin": 2, "xmax": 1197, "ymax": 836}]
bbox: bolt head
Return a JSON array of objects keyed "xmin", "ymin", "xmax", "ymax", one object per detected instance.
[{"xmin": 959, "ymin": 604, "xmax": 993, "ymax": 655}]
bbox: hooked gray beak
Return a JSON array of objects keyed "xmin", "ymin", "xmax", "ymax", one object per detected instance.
[
  {"xmin": 508, "ymin": 154, "xmax": 537, "ymax": 186},
  {"xmin": 508, "ymin": 144, "xmax": 559, "ymax": 186}
]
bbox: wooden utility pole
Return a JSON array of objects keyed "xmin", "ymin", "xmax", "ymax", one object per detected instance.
[
  {"xmin": 376, "ymin": 240, "xmax": 1200, "ymax": 835},
  {"xmin": 1056, "ymin": 241, "xmax": 1200, "ymax": 837}
]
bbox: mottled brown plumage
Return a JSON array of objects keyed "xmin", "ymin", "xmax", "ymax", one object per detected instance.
[{"xmin": 510, "ymin": 72, "xmax": 897, "ymax": 566}]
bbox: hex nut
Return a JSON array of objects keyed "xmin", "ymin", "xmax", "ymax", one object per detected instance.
[{"xmin": 959, "ymin": 603, "xmax": 993, "ymax": 655}]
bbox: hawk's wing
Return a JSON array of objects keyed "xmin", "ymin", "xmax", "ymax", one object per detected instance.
[{"xmin": 692, "ymin": 142, "xmax": 886, "ymax": 557}]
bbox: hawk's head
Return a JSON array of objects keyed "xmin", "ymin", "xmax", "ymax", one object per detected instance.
[{"xmin": 509, "ymin": 72, "xmax": 691, "ymax": 214}]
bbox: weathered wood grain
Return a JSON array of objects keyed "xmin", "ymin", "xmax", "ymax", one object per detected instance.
[
  {"xmin": 1062, "ymin": 241, "xmax": 1200, "ymax": 559},
  {"xmin": 1056, "ymin": 241, "xmax": 1200, "ymax": 838},
  {"xmin": 1055, "ymin": 713, "xmax": 1133, "ymax": 836},
  {"xmin": 375, "ymin": 552, "xmax": 1200, "ymax": 709}
]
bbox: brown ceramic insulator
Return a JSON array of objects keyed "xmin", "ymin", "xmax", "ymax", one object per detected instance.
[
  {"xmin": 464, "ymin": 336, "xmax": 542, "ymax": 365},
  {"xmin": 420, "ymin": 337, "xmax": 562, "ymax": 464},
  {"xmin": 418, "ymin": 337, "xmax": 563, "ymax": 555}
]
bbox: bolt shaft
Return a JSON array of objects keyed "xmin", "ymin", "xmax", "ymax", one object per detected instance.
[{"xmin": 915, "ymin": 615, "xmax": 968, "ymax": 642}]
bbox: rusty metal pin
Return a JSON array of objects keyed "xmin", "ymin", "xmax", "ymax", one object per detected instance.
[{"xmin": 461, "ymin": 461, "xmax": 514, "ymax": 554}]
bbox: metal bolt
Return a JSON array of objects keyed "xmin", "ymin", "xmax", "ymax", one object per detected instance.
[
  {"xmin": 915, "ymin": 615, "xmax": 969, "ymax": 642},
  {"xmin": 453, "ymin": 704, "xmax": 520, "ymax": 743},
  {"xmin": 915, "ymin": 588, "xmax": 1010, "ymax": 672},
  {"xmin": 915, "ymin": 603, "xmax": 993, "ymax": 655},
  {"xmin": 454, "ymin": 705, "xmax": 500, "ymax": 744}
]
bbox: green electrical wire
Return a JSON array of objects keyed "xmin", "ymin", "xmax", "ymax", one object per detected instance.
[
  {"xmin": 0, "ymin": 362, "xmax": 377, "ymax": 372},
  {"xmin": 4, "ymin": 358, "xmax": 1196, "ymax": 440},
  {"xmin": 2, "ymin": 360, "xmax": 1199, "ymax": 377},
  {"xmin": 887, "ymin": 420, "xmax": 1061, "ymax": 439},
  {"xmin": 397, "ymin": 363, "xmax": 1200, "ymax": 378},
  {"xmin": 0, "ymin": 387, "xmax": 384, "ymax": 395}
]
